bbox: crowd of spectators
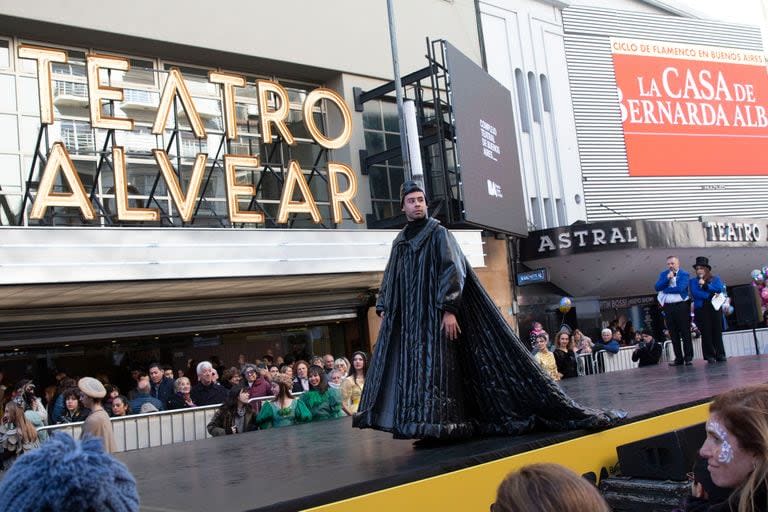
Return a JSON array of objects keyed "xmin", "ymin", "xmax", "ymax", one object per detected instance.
[
  {"xmin": 0, "ymin": 348, "xmax": 370, "ymax": 468},
  {"xmin": 528, "ymin": 320, "xmax": 664, "ymax": 378}
]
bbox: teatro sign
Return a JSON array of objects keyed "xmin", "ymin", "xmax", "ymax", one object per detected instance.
[{"xmin": 19, "ymin": 45, "xmax": 364, "ymax": 225}]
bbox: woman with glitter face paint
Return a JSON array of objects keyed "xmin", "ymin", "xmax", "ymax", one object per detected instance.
[{"xmin": 697, "ymin": 384, "xmax": 768, "ymax": 512}]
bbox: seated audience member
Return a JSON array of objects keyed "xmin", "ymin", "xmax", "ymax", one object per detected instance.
[
  {"xmin": 49, "ymin": 377, "xmax": 76, "ymax": 425},
  {"xmin": 15, "ymin": 380, "xmax": 48, "ymax": 426},
  {"xmin": 533, "ymin": 334, "xmax": 560, "ymax": 381},
  {"xmin": 0, "ymin": 434, "xmax": 139, "ymax": 512},
  {"xmin": 279, "ymin": 364, "xmax": 293, "ymax": 379},
  {"xmin": 341, "ymin": 351, "xmax": 367, "ymax": 416},
  {"xmin": 207, "ymin": 387, "xmax": 257, "ymax": 436},
  {"xmin": 292, "ymin": 360, "xmax": 310, "ymax": 393},
  {"xmin": 57, "ymin": 388, "xmax": 90, "ymax": 423},
  {"xmin": 111, "ymin": 395, "xmax": 131, "ymax": 417},
  {"xmin": 148, "ymin": 363, "xmax": 175, "ymax": 405},
  {"xmin": 323, "ymin": 354, "xmax": 335, "ymax": 375},
  {"xmin": 104, "ymin": 384, "xmax": 120, "ymax": 413},
  {"xmin": 612, "ymin": 328, "xmax": 625, "ymax": 347},
  {"xmin": 328, "ymin": 370, "xmax": 344, "ymax": 389},
  {"xmin": 166, "ymin": 377, "xmax": 195, "ymax": 410},
  {"xmin": 300, "ymin": 365, "xmax": 343, "ymax": 421},
  {"xmin": 594, "ymin": 328, "xmax": 620, "ymax": 354},
  {"xmin": 220, "ymin": 366, "xmax": 242, "ymax": 390},
  {"xmin": 553, "ymin": 331, "xmax": 578, "ymax": 379},
  {"xmin": 241, "ymin": 363, "xmax": 272, "ymax": 413},
  {"xmin": 255, "ymin": 373, "xmax": 311, "ymax": 429},
  {"xmin": 631, "ymin": 330, "xmax": 663, "ymax": 367},
  {"xmin": 190, "ymin": 361, "xmax": 227, "ymax": 406},
  {"xmin": 528, "ymin": 321, "xmax": 546, "ymax": 348},
  {"xmin": 573, "ymin": 329, "xmax": 593, "ymax": 354},
  {"xmin": 334, "ymin": 357, "xmax": 350, "ymax": 378},
  {"xmin": 493, "ymin": 463, "xmax": 610, "ymax": 512},
  {"xmin": 694, "ymin": 384, "xmax": 768, "ymax": 512},
  {"xmin": 0, "ymin": 400, "xmax": 40, "ymax": 470},
  {"xmin": 128, "ymin": 376, "xmax": 164, "ymax": 413},
  {"xmin": 139, "ymin": 403, "xmax": 159, "ymax": 414}
]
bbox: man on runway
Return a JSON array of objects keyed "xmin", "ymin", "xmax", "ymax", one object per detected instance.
[
  {"xmin": 655, "ymin": 256, "xmax": 693, "ymax": 366},
  {"xmin": 353, "ymin": 181, "xmax": 622, "ymax": 443}
]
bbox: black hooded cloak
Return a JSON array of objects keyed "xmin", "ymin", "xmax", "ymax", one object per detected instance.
[{"xmin": 353, "ymin": 218, "xmax": 623, "ymax": 440}]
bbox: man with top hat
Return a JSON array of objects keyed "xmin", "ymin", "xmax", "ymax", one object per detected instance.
[
  {"xmin": 353, "ymin": 180, "xmax": 622, "ymax": 444},
  {"xmin": 654, "ymin": 255, "xmax": 693, "ymax": 366},
  {"xmin": 690, "ymin": 256, "xmax": 727, "ymax": 363}
]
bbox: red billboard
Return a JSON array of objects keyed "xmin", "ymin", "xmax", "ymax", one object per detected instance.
[{"xmin": 611, "ymin": 37, "xmax": 768, "ymax": 176}]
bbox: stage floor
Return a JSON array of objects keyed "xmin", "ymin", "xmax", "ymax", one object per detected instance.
[{"xmin": 121, "ymin": 355, "xmax": 768, "ymax": 512}]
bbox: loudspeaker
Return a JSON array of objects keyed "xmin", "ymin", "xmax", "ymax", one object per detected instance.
[
  {"xmin": 731, "ymin": 284, "xmax": 761, "ymax": 328},
  {"xmin": 616, "ymin": 423, "xmax": 705, "ymax": 480}
]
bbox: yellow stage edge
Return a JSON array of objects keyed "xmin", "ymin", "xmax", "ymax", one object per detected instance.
[{"xmin": 305, "ymin": 403, "xmax": 711, "ymax": 512}]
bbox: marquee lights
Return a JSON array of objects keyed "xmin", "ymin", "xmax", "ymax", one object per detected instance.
[{"xmin": 19, "ymin": 44, "xmax": 363, "ymax": 225}]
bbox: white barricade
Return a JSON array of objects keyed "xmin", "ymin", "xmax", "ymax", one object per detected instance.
[
  {"xmin": 723, "ymin": 328, "xmax": 768, "ymax": 356},
  {"xmin": 597, "ymin": 346, "xmax": 639, "ymax": 373},
  {"xmin": 662, "ymin": 337, "xmax": 703, "ymax": 361},
  {"xmin": 37, "ymin": 394, "xmax": 290, "ymax": 453}
]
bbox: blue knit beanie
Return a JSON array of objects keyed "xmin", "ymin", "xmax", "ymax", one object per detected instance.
[{"xmin": 0, "ymin": 433, "xmax": 139, "ymax": 512}]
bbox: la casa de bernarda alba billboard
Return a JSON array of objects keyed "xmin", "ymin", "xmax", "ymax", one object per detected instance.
[
  {"xmin": 19, "ymin": 45, "xmax": 364, "ymax": 226},
  {"xmin": 611, "ymin": 38, "xmax": 768, "ymax": 177}
]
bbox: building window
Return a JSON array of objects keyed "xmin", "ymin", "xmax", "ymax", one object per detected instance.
[
  {"xmin": 527, "ymin": 71, "xmax": 541, "ymax": 124},
  {"xmin": 363, "ymin": 99, "xmax": 404, "ymax": 220},
  {"xmin": 539, "ymin": 74, "xmax": 552, "ymax": 113},
  {"xmin": 514, "ymin": 69, "xmax": 530, "ymax": 133},
  {"xmin": 0, "ymin": 39, "xmax": 10, "ymax": 69}
]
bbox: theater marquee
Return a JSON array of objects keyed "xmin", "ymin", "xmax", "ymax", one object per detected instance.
[
  {"xmin": 18, "ymin": 45, "xmax": 363, "ymax": 226},
  {"xmin": 610, "ymin": 37, "xmax": 768, "ymax": 176}
]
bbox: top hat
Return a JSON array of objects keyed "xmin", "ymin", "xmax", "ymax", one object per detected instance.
[{"xmin": 693, "ymin": 256, "xmax": 711, "ymax": 270}]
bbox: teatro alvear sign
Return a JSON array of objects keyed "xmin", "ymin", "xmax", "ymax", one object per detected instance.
[{"xmin": 20, "ymin": 45, "xmax": 364, "ymax": 225}]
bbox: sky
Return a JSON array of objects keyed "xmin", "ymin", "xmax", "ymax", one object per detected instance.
[{"xmin": 675, "ymin": 0, "xmax": 767, "ymax": 28}]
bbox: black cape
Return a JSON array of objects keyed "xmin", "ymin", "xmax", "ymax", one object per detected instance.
[{"xmin": 353, "ymin": 218, "xmax": 623, "ymax": 440}]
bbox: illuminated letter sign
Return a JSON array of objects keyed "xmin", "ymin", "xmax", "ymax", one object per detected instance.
[{"xmin": 30, "ymin": 142, "xmax": 95, "ymax": 220}]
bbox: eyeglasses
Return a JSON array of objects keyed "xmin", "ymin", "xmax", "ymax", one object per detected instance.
[{"xmin": 245, "ymin": 370, "xmax": 256, "ymax": 375}]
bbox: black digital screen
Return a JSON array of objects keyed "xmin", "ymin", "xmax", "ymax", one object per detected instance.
[{"xmin": 444, "ymin": 42, "xmax": 527, "ymax": 236}]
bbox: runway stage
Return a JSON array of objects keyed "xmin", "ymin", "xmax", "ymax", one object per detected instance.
[{"xmin": 120, "ymin": 355, "xmax": 768, "ymax": 512}]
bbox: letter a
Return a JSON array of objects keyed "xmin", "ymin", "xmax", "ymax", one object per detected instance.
[
  {"xmin": 276, "ymin": 160, "xmax": 321, "ymax": 224},
  {"xmin": 30, "ymin": 142, "xmax": 95, "ymax": 220}
]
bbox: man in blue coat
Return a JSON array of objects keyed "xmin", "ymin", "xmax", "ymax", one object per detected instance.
[{"xmin": 655, "ymin": 255, "xmax": 693, "ymax": 366}]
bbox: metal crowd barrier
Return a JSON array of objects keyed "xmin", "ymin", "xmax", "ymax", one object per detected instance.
[
  {"xmin": 722, "ymin": 327, "xmax": 768, "ymax": 356},
  {"xmin": 37, "ymin": 394, "xmax": 289, "ymax": 453}
]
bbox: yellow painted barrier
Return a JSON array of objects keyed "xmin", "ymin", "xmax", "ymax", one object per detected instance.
[{"xmin": 306, "ymin": 403, "xmax": 710, "ymax": 512}]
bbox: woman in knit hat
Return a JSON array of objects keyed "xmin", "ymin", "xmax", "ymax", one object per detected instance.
[{"xmin": 0, "ymin": 433, "xmax": 139, "ymax": 512}]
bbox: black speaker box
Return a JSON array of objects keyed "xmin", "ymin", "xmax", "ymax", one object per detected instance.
[
  {"xmin": 616, "ymin": 422, "xmax": 705, "ymax": 481},
  {"xmin": 731, "ymin": 284, "xmax": 761, "ymax": 328},
  {"xmin": 599, "ymin": 476, "xmax": 690, "ymax": 511}
]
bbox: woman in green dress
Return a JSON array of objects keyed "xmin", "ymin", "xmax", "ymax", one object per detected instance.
[
  {"xmin": 300, "ymin": 365, "xmax": 343, "ymax": 421},
  {"xmin": 255, "ymin": 373, "xmax": 311, "ymax": 429}
]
